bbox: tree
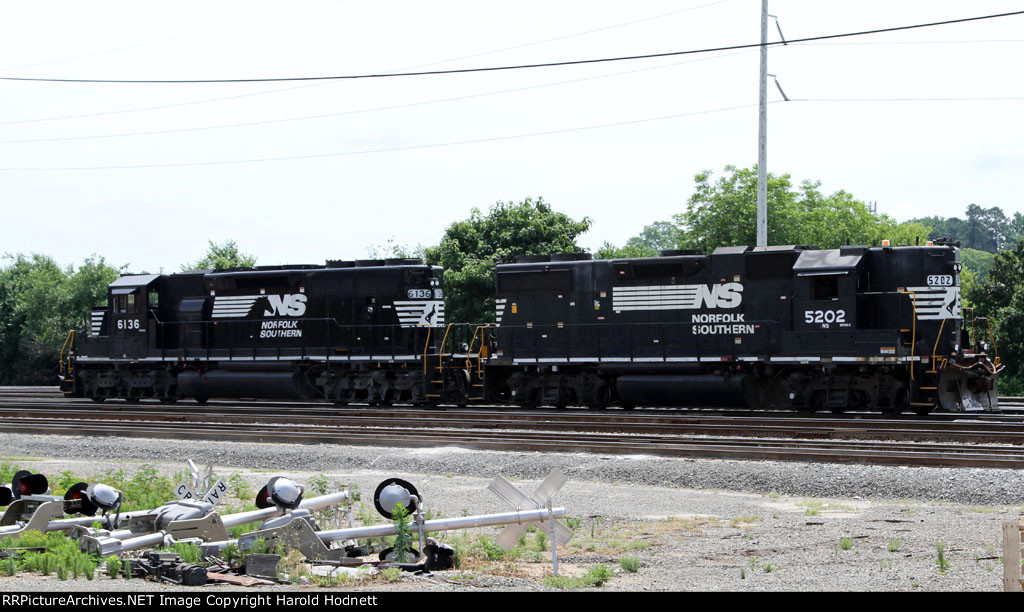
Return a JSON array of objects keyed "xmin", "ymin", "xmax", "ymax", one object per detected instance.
[
  {"xmin": 0, "ymin": 254, "xmax": 121, "ymax": 384},
  {"xmin": 675, "ymin": 165, "xmax": 929, "ymax": 252},
  {"xmin": 966, "ymin": 241, "xmax": 1024, "ymax": 394},
  {"xmin": 424, "ymin": 198, "xmax": 591, "ymax": 323},
  {"xmin": 911, "ymin": 205, "xmax": 1018, "ymax": 253},
  {"xmin": 181, "ymin": 240, "xmax": 256, "ymax": 271},
  {"xmin": 596, "ymin": 221, "xmax": 682, "ymax": 259}
]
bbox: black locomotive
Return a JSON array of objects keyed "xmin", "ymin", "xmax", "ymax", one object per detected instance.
[
  {"xmin": 60, "ymin": 259, "xmax": 477, "ymax": 406},
  {"xmin": 485, "ymin": 243, "xmax": 998, "ymax": 414},
  {"xmin": 59, "ymin": 242, "xmax": 999, "ymax": 415}
]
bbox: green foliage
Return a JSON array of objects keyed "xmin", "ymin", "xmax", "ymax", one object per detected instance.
[
  {"xmin": 424, "ymin": 197, "xmax": 591, "ymax": 323},
  {"xmin": 309, "ymin": 473, "xmax": 330, "ymax": 496},
  {"xmin": 105, "ymin": 556, "xmax": 121, "ymax": 579},
  {"xmin": 912, "ymin": 205, "xmax": 1023, "ymax": 253},
  {"xmin": 936, "ymin": 541, "xmax": 950, "ymax": 573},
  {"xmin": 228, "ymin": 472, "xmax": 252, "ymax": 501},
  {"xmin": 7, "ymin": 531, "xmax": 98, "ymax": 580},
  {"xmin": 888, "ymin": 537, "xmax": 901, "ymax": 553},
  {"xmin": 596, "ymin": 221, "xmax": 682, "ymax": 259},
  {"xmin": 542, "ymin": 564, "xmax": 614, "ymax": 589},
  {"xmin": 619, "ymin": 555, "xmax": 640, "ymax": 573},
  {"xmin": 0, "ymin": 253, "xmax": 121, "ymax": 384},
  {"xmin": 839, "ymin": 537, "xmax": 854, "ymax": 551},
  {"xmin": 181, "ymin": 240, "xmax": 256, "ymax": 272},
  {"xmin": 966, "ymin": 240, "xmax": 1024, "ymax": 394},
  {"xmin": 675, "ymin": 166, "xmax": 929, "ymax": 252},
  {"xmin": 390, "ymin": 503, "xmax": 413, "ymax": 564},
  {"xmin": 96, "ymin": 464, "xmax": 176, "ymax": 512},
  {"xmin": 0, "ymin": 461, "xmax": 19, "ymax": 484},
  {"xmin": 381, "ymin": 567, "xmax": 402, "ymax": 582},
  {"xmin": 165, "ymin": 542, "xmax": 201, "ymax": 564}
]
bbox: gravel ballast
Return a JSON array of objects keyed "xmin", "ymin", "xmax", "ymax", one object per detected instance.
[{"xmin": 2, "ymin": 432, "xmax": 1023, "ymax": 592}]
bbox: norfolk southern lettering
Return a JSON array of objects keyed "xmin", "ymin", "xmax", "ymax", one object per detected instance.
[
  {"xmin": 260, "ymin": 319, "xmax": 302, "ymax": 338},
  {"xmin": 691, "ymin": 312, "xmax": 755, "ymax": 335}
]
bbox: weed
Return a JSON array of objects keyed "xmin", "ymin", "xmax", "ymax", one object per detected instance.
[
  {"xmin": 839, "ymin": 537, "xmax": 854, "ymax": 551},
  {"xmin": 936, "ymin": 541, "xmax": 950, "ymax": 573},
  {"xmin": 228, "ymin": 473, "xmax": 252, "ymax": 501},
  {"xmin": 105, "ymin": 556, "xmax": 121, "ymax": 579},
  {"xmin": 619, "ymin": 556, "xmax": 640, "ymax": 573},
  {"xmin": 534, "ymin": 531, "xmax": 549, "ymax": 552},
  {"xmin": 542, "ymin": 565, "xmax": 614, "ymax": 589},
  {"xmin": 309, "ymin": 473, "xmax": 330, "ymax": 496},
  {"xmin": 762, "ymin": 563, "xmax": 777, "ymax": 573},
  {"xmin": 381, "ymin": 567, "xmax": 402, "ymax": 582},
  {"xmin": 565, "ymin": 516, "xmax": 582, "ymax": 530},
  {"xmin": 740, "ymin": 567, "xmax": 746, "ymax": 579},
  {"xmin": 391, "ymin": 503, "xmax": 413, "ymax": 564},
  {"xmin": 729, "ymin": 514, "xmax": 763, "ymax": 528},
  {"xmin": 888, "ymin": 537, "xmax": 900, "ymax": 553}
]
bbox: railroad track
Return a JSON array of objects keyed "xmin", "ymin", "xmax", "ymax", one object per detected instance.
[
  {"xmin": 2, "ymin": 414, "xmax": 1023, "ymax": 469},
  {"xmin": 6, "ymin": 387, "xmax": 1024, "ymax": 468}
]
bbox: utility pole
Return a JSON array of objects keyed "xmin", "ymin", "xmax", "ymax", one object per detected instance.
[{"xmin": 756, "ymin": 0, "xmax": 768, "ymax": 248}]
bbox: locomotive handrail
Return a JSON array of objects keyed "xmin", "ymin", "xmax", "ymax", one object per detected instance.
[
  {"xmin": 928, "ymin": 317, "xmax": 947, "ymax": 375},
  {"xmin": 58, "ymin": 329, "xmax": 75, "ymax": 378},
  {"xmin": 898, "ymin": 290, "xmax": 917, "ymax": 381}
]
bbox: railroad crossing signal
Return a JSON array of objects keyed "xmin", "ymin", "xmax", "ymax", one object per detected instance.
[{"xmin": 488, "ymin": 469, "xmax": 572, "ymax": 575}]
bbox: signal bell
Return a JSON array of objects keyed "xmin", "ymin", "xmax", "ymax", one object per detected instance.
[
  {"xmin": 373, "ymin": 478, "xmax": 420, "ymax": 519},
  {"xmin": 255, "ymin": 477, "xmax": 304, "ymax": 510}
]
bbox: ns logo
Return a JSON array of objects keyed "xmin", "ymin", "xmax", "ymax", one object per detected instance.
[{"xmin": 264, "ymin": 294, "xmax": 307, "ymax": 317}]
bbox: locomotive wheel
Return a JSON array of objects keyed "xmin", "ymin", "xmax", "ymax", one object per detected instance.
[
  {"xmin": 194, "ymin": 396, "xmax": 208, "ymax": 405},
  {"xmin": 586, "ymin": 386, "xmax": 611, "ymax": 410},
  {"xmin": 90, "ymin": 396, "xmax": 106, "ymax": 404}
]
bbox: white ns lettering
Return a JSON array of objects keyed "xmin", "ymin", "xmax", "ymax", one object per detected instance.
[{"xmin": 264, "ymin": 294, "xmax": 307, "ymax": 317}]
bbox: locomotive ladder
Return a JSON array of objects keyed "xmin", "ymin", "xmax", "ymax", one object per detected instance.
[
  {"xmin": 422, "ymin": 324, "xmax": 489, "ymax": 404},
  {"xmin": 58, "ymin": 330, "xmax": 75, "ymax": 396}
]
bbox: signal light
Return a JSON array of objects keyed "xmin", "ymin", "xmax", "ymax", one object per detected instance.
[
  {"xmin": 882, "ymin": 240, "xmax": 891, "ymax": 247},
  {"xmin": 255, "ymin": 477, "xmax": 304, "ymax": 510},
  {"xmin": 373, "ymin": 478, "xmax": 420, "ymax": 519},
  {"xmin": 4, "ymin": 471, "xmax": 49, "ymax": 500},
  {"xmin": 64, "ymin": 482, "xmax": 122, "ymax": 516}
]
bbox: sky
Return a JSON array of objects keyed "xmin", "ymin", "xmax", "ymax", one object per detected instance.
[{"xmin": 0, "ymin": 0, "xmax": 1022, "ymax": 273}]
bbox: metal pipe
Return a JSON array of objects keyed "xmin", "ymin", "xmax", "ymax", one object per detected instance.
[
  {"xmin": 316, "ymin": 507, "xmax": 565, "ymax": 543},
  {"xmin": 96, "ymin": 490, "xmax": 351, "ymax": 542}
]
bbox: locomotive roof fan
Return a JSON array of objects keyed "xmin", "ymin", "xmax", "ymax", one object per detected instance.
[
  {"xmin": 373, "ymin": 478, "xmax": 420, "ymax": 519},
  {"xmin": 255, "ymin": 477, "xmax": 304, "ymax": 510}
]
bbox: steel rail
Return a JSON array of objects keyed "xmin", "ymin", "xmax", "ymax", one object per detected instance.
[
  {"xmin": 1, "ymin": 416, "xmax": 1024, "ymax": 468},
  {"xmin": 3, "ymin": 402, "xmax": 1024, "ymax": 445}
]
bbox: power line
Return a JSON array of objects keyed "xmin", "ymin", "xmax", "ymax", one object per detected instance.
[
  {"xmin": 795, "ymin": 96, "xmax": 1024, "ymax": 102},
  {"xmin": 0, "ymin": 50, "xmax": 756, "ymax": 144},
  {"xmin": 1, "ymin": 9, "xmax": 1021, "ymax": 84},
  {"xmin": 0, "ymin": 102, "xmax": 766, "ymax": 171},
  {"xmin": 0, "ymin": 1, "xmax": 733, "ymax": 126}
]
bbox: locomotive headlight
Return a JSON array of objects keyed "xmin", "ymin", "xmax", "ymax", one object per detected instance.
[
  {"xmin": 255, "ymin": 477, "xmax": 304, "ymax": 510},
  {"xmin": 373, "ymin": 478, "xmax": 421, "ymax": 519}
]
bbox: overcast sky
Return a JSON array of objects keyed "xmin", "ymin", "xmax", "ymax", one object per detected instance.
[{"xmin": 1, "ymin": 0, "xmax": 1021, "ymax": 273}]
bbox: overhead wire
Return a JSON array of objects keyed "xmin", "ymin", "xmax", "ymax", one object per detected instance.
[
  {"xmin": 0, "ymin": 49, "xmax": 757, "ymax": 144},
  {"xmin": 1, "ymin": 9, "xmax": 1021, "ymax": 84},
  {"xmin": 0, "ymin": 0, "xmax": 735, "ymax": 126},
  {"xmin": 0, "ymin": 102, "xmax": 768, "ymax": 171}
]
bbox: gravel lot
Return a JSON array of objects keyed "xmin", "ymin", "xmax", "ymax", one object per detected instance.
[{"xmin": 2, "ymin": 432, "xmax": 1024, "ymax": 592}]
